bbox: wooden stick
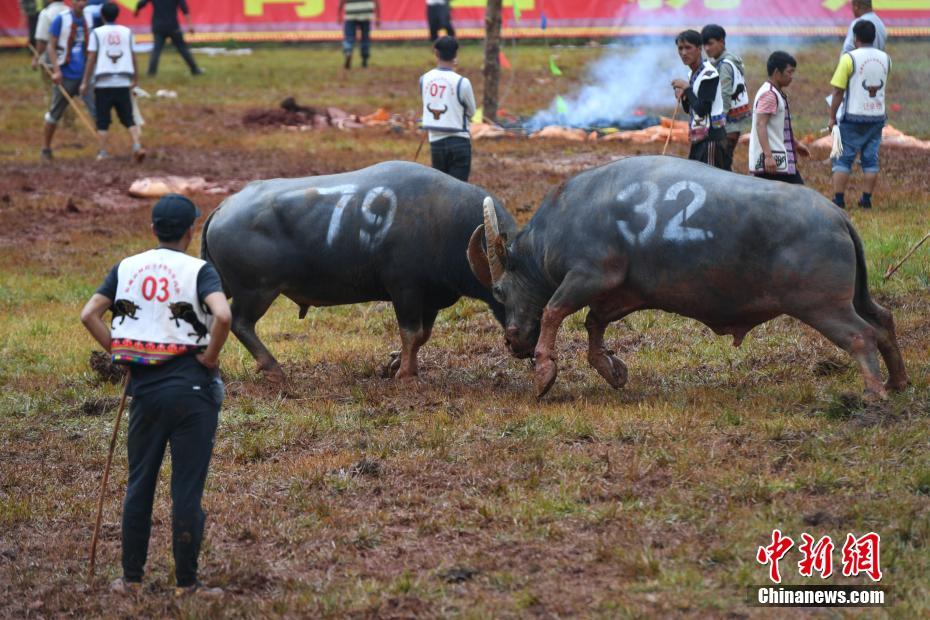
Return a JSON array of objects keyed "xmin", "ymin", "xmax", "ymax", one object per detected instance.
[
  {"xmin": 88, "ymin": 373, "xmax": 130, "ymax": 582},
  {"xmin": 28, "ymin": 42, "xmax": 98, "ymax": 138},
  {"xmin": 413, "ymin": 133, "xmax": 427, "ymax": 162},
  {"xmin": 662, "ymin": 99, "xmax": 681, "ymax": 156},
  {"xmin": 884, "ymin": 231, "xmax": 930, "ymax": 280}
]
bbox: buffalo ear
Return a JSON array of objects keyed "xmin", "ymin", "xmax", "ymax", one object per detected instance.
[{"xmin": 467, "ymin": 224, "xmax": 494, "ymax": 289}]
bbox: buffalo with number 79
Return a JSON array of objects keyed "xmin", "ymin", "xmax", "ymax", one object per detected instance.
[{"xmin": 467, "ymin": 156, "xmax": 908, "ymax": 399}]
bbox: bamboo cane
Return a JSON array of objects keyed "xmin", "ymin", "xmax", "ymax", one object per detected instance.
[
  {"xmin": 29, "ymin": 42, "xmax": 98, "ymax": 138},
  {"xmin": 88, "ymin": 373, "xmax": 129, "ymax": 582},
  {"xmin": 884, "ymin": 231, "xmax": 930, "ymax": 280},
  {"xmin": 662, "ymin": 99, "xmax": 681, "ymax": 156}
]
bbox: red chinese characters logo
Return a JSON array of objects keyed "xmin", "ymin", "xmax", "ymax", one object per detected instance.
[{"xmin": 758, "ymin": 530, "xmax": 882, "ymax": 583}]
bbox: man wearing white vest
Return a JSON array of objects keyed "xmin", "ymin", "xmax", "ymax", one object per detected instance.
[
  {"xmin": 420, "ymin": 36, "xmax": 476, "ymax": 182},
  {"xmin": 80, "ymin": 194, "xmax": 231, "ymax": 596},
  {"xmin": 701, "ymin": 24, "xmax": 750, "ymax": 163},
  {"xmin": 671, "ymin": 30, "xmax": 730, "ymax": 171},
  {"xmin": 42, "ymin": 0, "xmax": 96, "ymax": 162},
  {"xmin": 80, "ymin": 2, "xmax": 145, "ymax": 162},
  {"xmin": 829, "ymin": 19, "xmax": 890, "ymax": 209},
  {"xmin": 748, "ymin": 51, "xmax": 810, "ymax": 185}
]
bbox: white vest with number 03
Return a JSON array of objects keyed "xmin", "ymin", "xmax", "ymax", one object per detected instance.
[
  {"xmin": 420, "ymin": 68, "xmax": 468, "ymax": 133},
  {"xmin": 111, "ymin": 249, "xmax": 212, "ymax": 350},
  {"xmin": 842, "ymin": 47, "xmax": 890, "ymax": 122},
  {"xmin": 92, "ymin": 24, "xmax": 134, "ymax": 79},
  {"xmin": 748, "ymin": 82, "xmax": 789, "ymax": 173}
]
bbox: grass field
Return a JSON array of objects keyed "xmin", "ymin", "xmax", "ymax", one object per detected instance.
[{"xmin": 1, "ymin": 39, "xmax": 929, "ymax": 618}]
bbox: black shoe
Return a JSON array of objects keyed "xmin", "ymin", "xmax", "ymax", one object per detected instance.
[
  {"xmin": 343, "ymin": 54, "xmax": 351, "ymax": 70},
  {"xmin": 833, "ymin": 198, "xmax": 845, "ymax": 210},
  {"xmin": 362, "ymin": 56, "xmax": 369, "ymax": 68},
  {"xmin": 858, "ymin": 198, "xmax": 872, "ymax": 209},
  {"xmin": 192, "ymin": 68, "xmax": 204, "ymax": 76}
]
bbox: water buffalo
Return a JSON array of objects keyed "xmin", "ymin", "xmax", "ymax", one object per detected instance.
[
  {"xmin": 202, "ymin": 161, "xmax": 515, "ymax": 381},
  {"xmin": 467, "ymin": 156, "xmax": 908, "ymax": 399}
]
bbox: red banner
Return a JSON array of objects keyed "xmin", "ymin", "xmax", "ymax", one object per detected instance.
[{"xmin": 3, "ymin": 0, "xmax": 929, "ymax": 45}]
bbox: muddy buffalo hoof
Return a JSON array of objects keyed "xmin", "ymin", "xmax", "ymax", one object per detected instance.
[
  {"xmin": 394, "ymin": 368, "xmax": 418, "ymax": 380},
  {"xmin": 590, "ymin": 352, "xmax": 628, "ymax": 389},
  {"xmin": 863, "ymin": 387, "xmax": 888, "ymax": 402},
  {"xmin": 534, "ymin": 358, "xmax": 558, "ymax": 399},
  {"xmin": 884, "ymin": 377, "xmax": 910, "ymax": 392},
  {"xmin": 261, "ymin": 365, "xmax": 286, "ymax": 384}
]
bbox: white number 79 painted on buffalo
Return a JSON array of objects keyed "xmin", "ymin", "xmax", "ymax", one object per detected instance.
[{"xmin": 615, "ymin": 180, "xmax": 713, "ymax": 245}]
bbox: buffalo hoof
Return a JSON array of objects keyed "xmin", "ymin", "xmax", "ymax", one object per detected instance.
[
  {"xmin": 534, "ymin": 358, "xmax": 558, "ymax": 399},
  {"xmin": 394, "ymin": 368, "xmax": 418, "ymax": 380},
  {"xmin": 262, "ymin": 365, "xmax": 286, "ymax": 384},
  {"xmin": 863, "ymin": 387, "xmax": 889, "ymax": 402},
  {"xmin": 884, "ymin": 377, "xmax": 909, "ymax": 392},
  {"xmin": 590, "ymin": 352, "xmax": 628, "ymax": 389}
]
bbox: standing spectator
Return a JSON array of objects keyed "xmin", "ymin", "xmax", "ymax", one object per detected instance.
[
  {"xmin": 338, "ymin": 0, "xmax": 380, "ymax": 69},
  {"xmin": 842, "ymin": 0, "xmax": 885, "ymax": 54},
  {"xmin": 80, "ymin": 2, "xmax": 145, "ymax": 162},
  {"xmin": 671, "ymin": 30, "xmax": 730, "ymax": 171},
  {"xmin": 701, "ymin": 24, "xmax": 750, "ymax": 164},
  {"xmin": 748, "ymin": 51, "xmax": 810, "ymax": 185},
  {"xmin": 420, "ymin": 36, "xmax": 476, "ymax": 182},
  {"xmin": 33, "ymin": 0, "xmax": 67, "ymax": 70},
  {"xmin": 426, "ymin": 0, "xmax": 454, "ymax": 42},
  {"xmin": 42, "ymin": 0, "xmax": 95, "ymax": 162},
  {"xmin": 20, "ymin": 0, "xmax": 40, "ymax": 50},
  {"xmin": 829, "ymin": 20, "xmax": 890, "ymax": 209},
  {"xmin": 135, "ymin": 0, "xmax": 202, "ymax": 76},
  {"xmin": 80, "ymin": 194, "xmax": 231, "ymax": 597}
]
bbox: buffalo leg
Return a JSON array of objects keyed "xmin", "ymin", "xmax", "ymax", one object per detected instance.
[
  {"xmin": 390, "ymin": 293, "xmax": 437, "ymax": 379},
  {"xmin": 800, "ymin": 307, "xmax": 886, "ymax": 398},
  {"xmin": 534, "ymin": 272, "xmax": 602, "ymax": 398},
  {"xmin": 860, "ymin": 302, "xmax": 909, "ymax": 391},
  {"xmin": 585, "ymin": 310, "xmax": 629, "ymax": 389},
  {"xmin": 230, "ymin": 290, "xmax": 283, "ymax": 382}
]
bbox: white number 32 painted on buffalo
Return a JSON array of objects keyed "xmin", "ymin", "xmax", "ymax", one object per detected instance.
[{"xmin": 615, "ymin": 180, "xmax": 713, "ymax": 245}]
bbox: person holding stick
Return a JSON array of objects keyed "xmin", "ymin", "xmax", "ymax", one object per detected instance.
[
  {"xmin": 42, "ymin": 0, "xmax": 96, "ymax": 162},
  {"xmin": 80, "ymin": 194, "xmax": 231, "ymax": 597},
  {"xmin": 80, "ymin": 2, "xmax": 146, "ymax": 162},
  {"xmin": 671, "ymin": 30, "xmax": 730, "ymax": 171}
]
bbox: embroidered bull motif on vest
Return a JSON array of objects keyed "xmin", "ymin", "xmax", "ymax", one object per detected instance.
[
  {"xmin": 168, "ymin": 302, "xmax": 209, "ymax": 342},
  {"xmin": 427, "ymin": 104, "xmax": 448, "ymax": 120},
  {"xmin": 107, "ymin": 49, "xmax": 123, "ymax": 64},
  {"xmin": 111, "ymin": 299, "xmax": 140, "ymax": 326},
  {"xmin": 862, "ymin": 79, "xmax": 884, "ymax": 98}
]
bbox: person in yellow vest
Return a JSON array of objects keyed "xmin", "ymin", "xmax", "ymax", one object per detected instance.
[
  {"xmin": 701, "ymin": 24, "xmax": 750, "ymax": 164},
  {"xmin": 748, "ymin": 51, "xmax": 810, "ymax": 185},
  {"xmin": 338, "ymin": 0, "xmax": 380, "ymax": 69},
  {"xmin": 829, "ymin": 19, "xmax": 890, "ymax": 209},
  {"xmin": 671, "ymin": 30, "xmax": 730, "ymax": 171},
  {"xmin": 79, "ymin": 2, "xmax": 145, "ymax": 162},
  {"xmin": 80, "ymin": 194, "xmax": 231, "ymax": 597}
]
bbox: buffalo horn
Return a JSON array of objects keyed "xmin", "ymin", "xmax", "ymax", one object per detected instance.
[
  {"xmin": 482, "ymin": 197, "xmax": 506, "ymax": 283},
  {"xmin": 466, "ymin": 225, "xmax": 493, "ymax": 289}
]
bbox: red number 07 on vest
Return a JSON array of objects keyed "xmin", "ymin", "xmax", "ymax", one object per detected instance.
[
  {"xmin": 141, "ymin": 276, "xmax": 170, "ymax": 302},
  {"xmin": 428, "ymin": 82, "xmax": 446, "ymax": 97}
]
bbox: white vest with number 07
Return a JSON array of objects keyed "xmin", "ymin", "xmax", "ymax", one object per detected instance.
[
  {"xmin": 92, "ymin": 24, "xmax": 134, "ymax": 79},
  {"xmin": 420, "ymin": 68, "xmax": 467, "ymax": 133},
  {"xmin": 110, "ymin": 249, "xmax": 212, "ymax": 365}
]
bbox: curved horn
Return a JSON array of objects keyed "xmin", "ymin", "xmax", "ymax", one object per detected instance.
[
  {"xmin": 482, "ymin": 197, "xmax": 506, "ymax": 283},
  {"xmin": 466, "ymin": 225, "xmax": 493, "ymax": 289}
]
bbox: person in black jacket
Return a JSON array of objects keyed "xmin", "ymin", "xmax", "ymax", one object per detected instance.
[{"xmin": 135, "ymin": 0, "xmax": 202, "ymax": 76}]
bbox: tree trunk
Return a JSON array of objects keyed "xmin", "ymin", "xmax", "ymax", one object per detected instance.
[{"xmin": 483, "ymin": 0, "xmax": 502, "ymax": 123}]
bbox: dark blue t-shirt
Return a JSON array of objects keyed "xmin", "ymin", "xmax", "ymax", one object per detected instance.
[
  {"xmin": 96, "ymin": 251, "xmax": 224, "ymax": 396},
  {"xmin": 49, "ymin": 11, "xmax": 87, "ymax": 80}
]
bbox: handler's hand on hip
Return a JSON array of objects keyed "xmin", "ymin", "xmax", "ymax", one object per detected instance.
[{"xmin": 196, "ymin": 353, "xmax": 220, "ymax": 370}]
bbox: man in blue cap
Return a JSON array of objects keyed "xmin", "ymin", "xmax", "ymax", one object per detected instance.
[{"xmin": 80, "ymin": 193, "xmax": 231, "ymax": 596}]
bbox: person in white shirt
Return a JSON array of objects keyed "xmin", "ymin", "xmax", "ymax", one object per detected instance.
[
  {"xmin": 842, "ymin": 0, "xmax": 886, "ymax": 54},
  {"xmin": 79, "ymin": 2, "xmax": 145, "ymax": 162},
  {"xmin": 419, "ymin": 36, "xmax": 476, "ymax": 182},
  {"xmin": 32, "ymin": 0, "xmax": 67, "ymax": 70}
]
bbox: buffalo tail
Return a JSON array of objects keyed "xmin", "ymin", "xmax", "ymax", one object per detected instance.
[
  {"xmin": 200, "ymin": 205, "xmax": 229, "ymax": 297},
  {"xmin": 845, "ymin": 219, "xmax": 879, "ymax": 321}
]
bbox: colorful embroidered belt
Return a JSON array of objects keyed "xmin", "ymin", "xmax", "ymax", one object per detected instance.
[{"xmin": 111, "ymin": 338, "xmax": 197, "ymax": 366}]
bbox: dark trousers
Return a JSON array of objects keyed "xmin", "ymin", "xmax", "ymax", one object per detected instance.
[
  {"xmin": 430, "ymin": 136, "xmax": 471, "ymax": 182},
  {"xmin": 427, "ymin": 3, "xmax": 455, "ymax": 41},
  {"xmin": 27, "ymin": 13, "xmax": 39, "ymax": 48},
  {"xmin": 94, "ymin": 87, "xmax": 135, "ymax": 130},
  {"xmin": 689, "ymin": 135, "xmax": 732, "ymax": 172},
  {"xmin": 753, "ymin": 171, "xmax": 805, "ymax": 185},
  {"xmin": 342, "ymin": 20, "xmax": 371, "ymax": 59},
  {"xmin": 148, "ymin": 29, "xmax": 199, "ymax": 76},
  {"xmin": 122, "ymin": 381, "xmax": 222, "ymax": 587}
]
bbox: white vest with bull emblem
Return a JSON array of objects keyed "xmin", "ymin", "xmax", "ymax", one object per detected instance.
[
  {"xmin": 420, "ymin": 67, "xmax": 469, "ymax": 137},
  {"xmin": 92, "ymin": 24, "xmax": 134, "ymax": 80},
  {"xmin": 842, "ymin": 47, "xmax": 890, "ymax": 123},
  {"xmin": 110, "ymin": 249, "xmax": 212, "ymax": 366}
]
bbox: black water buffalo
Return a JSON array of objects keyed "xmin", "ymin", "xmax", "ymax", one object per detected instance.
[
  {"xmin": 202, "ymin": 161, "xmax": 515, "ymax": 381},
  {"xmin": 467, "ymin": 156, "xmax": 908, "ymax": 399}
]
